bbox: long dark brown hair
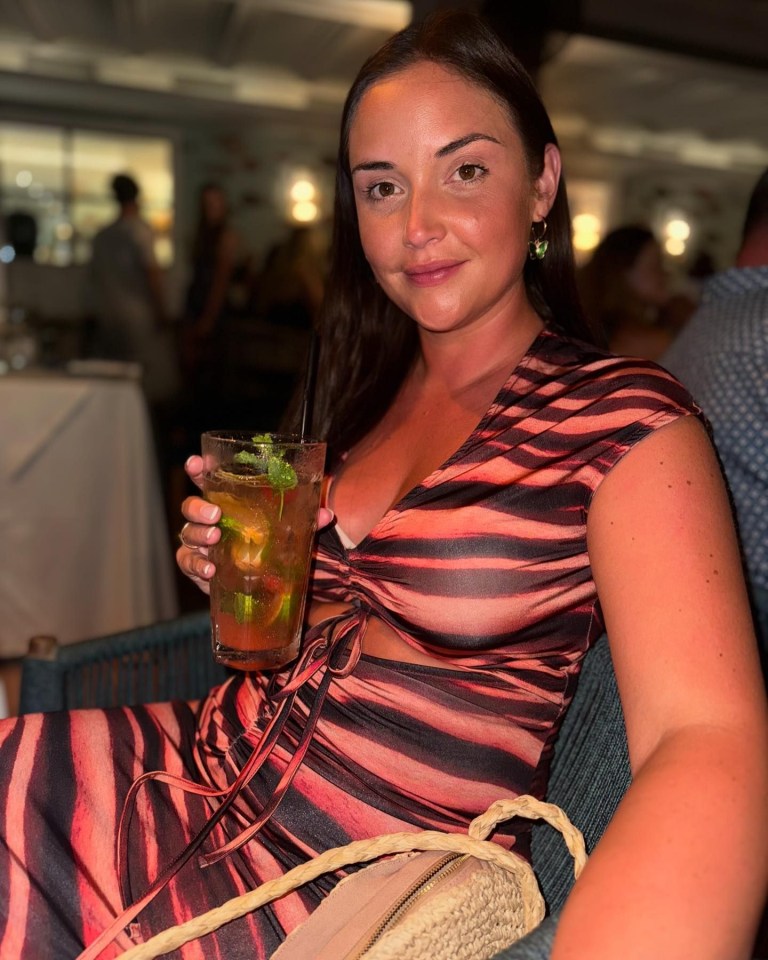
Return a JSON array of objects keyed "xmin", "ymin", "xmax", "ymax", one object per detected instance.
[{"xmin": 309, "ymin": 10, "xmax": 597, "ymax": 464}]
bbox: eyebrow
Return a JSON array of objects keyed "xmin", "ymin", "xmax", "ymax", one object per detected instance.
[
  {"xmin": 351, "ymin": 132, "xmax": 502, "ymax": 175},
  {"xmin": 436, "ymin": 132, "xmax": 501, "ymax": 157}
]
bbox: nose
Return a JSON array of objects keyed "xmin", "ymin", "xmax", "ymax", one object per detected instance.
[{"xmin": 403, "ymin": 185, "xmax": 445, "ymax": 249}]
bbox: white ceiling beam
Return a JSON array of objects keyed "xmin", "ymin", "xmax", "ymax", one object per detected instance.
[
  {"xmin": 95, "ymin": 54, "xmax": 175, "ymax": 91},
  {"xmin": 213, "ymin": 0, "xmax": 411, "ymax": 33}
]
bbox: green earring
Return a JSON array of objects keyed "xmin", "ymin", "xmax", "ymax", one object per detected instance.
[{"xmin": 528, "ymin": 219, "xmax": 548, "ymax": 261}]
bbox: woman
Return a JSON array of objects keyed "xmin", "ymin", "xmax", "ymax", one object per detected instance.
[
  {"xmin": 180, "ymin": 183, "xmax": 242, "ymax": 426},
  {"xmin": 183, "ymin": 182, "xmax": 240, "ymax": 350},
  {"xmin": 1, "ymin": 12, "xmax": 766, "ymax": 960},
  {"xmin": 577, "ymin": 225, "xmax": 690, "ymax": 360}
]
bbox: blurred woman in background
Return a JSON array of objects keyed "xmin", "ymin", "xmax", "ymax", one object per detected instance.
[{"xmin": 578, "ymin": 225, "xmax": 692, "ymax": 359}]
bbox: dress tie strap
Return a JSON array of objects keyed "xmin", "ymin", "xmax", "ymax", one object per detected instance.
[{"xmin": 77, "ymin": 604, "xmax": 368, "ymax": 960}]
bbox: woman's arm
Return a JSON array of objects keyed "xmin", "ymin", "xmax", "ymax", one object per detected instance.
[{"xmin": 552, "ymin": 415, "xmax": 768, "ymax": 960}]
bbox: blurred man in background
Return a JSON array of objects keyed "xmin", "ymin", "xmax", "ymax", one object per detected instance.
[
  {"xmin": 663, "ymin": 168, "xmax": 768, "ymax": 675},
  {"xmin": 88, "ymin": 172, "xmax": 179, "ymax": 407}
]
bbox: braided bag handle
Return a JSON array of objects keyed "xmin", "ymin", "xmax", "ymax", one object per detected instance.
[{"xmin": 115, "ymin": 795, "xmax": 587, "ymax": 960}]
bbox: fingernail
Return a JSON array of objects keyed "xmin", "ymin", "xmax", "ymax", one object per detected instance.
[
  {"xmin": 185, "ymin": 456, "xmax": 196, "ymax": 469},
  {"xmin": 202, "ymin": 562, "xmax": 213, "ymax": 578},
  {"xmin": 202, "ymin": 504, "xmax": 219, "ymax": 521}
]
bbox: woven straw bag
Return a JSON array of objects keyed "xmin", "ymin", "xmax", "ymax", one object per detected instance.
[{"xmin": 114, "ymin": 795, "xmax": 586, "ymax": 960}]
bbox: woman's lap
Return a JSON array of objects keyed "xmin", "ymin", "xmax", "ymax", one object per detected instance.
[
  {"xmin": 0, "ymin": 656, "xmax": 538, "ymax": 959},
  {"xmin": 0, "ymin": 701, "xmax": 295, "ymax": 959}
]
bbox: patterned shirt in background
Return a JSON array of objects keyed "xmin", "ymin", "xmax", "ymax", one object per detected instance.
[{"xmin": 662, "ymin": 266, "xmax": 768, "ymax": 593}]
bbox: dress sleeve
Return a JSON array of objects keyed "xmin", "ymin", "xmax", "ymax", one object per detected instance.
[{"xmin": 573, "ymin": 357, "xmax": 705, "ymax": 507}]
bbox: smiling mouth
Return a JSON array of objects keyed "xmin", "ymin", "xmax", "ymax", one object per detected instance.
[{"xmin": 404, "ymin": 261, "xmax": 464, "ymax": 286}]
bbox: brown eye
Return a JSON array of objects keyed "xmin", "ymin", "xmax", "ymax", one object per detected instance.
[
  {"xmin": 458, "ymin": 164, "xmax": 478, "ymax": 181},
  {"xmin": 372, "ymin": 181, "xmax": 396, "ymax": 199}
]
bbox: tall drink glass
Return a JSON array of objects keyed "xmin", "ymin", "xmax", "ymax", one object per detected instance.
[{"xmin": 201, "ymin": 431, "xmax": 326, "ymax": 670}]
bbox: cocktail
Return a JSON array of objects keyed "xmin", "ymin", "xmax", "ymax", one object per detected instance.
[{"xmin": 201, "ymin": 431, "xmax": 326, "ymax": 670}]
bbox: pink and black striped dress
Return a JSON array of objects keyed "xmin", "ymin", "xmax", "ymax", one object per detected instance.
[{"xmin": 0, "ymin": 328, "xmax": 700, "ymax": 959}]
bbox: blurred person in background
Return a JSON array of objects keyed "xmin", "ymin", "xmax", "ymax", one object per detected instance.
[
  {"xmin": 663, "ymin": 167, "xmax": 768, "ymax": 676},
  {"xmin": 181, "ymin": 182, "xmax": 241, "ymax": 369},
  {"xmin": 578, "ymin": 225, "xmax": 693, "ymax": 359},
  {"xmin": 243, "ymin": 225, "xmax": 328, "ymax": 428},
  {"xmin": 180, "ymin": 182, "xmax": 242, "ymax": 433},
  {"xmin": 254, "ymin": 225, "xmax": 327, "ymax": 331},
  {"xmin": 88, "ymin": 172, "xmax": 180, "ymax": 408}
]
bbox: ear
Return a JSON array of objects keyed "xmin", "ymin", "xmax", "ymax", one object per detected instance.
[{"xmin": 532, "ymin": 143, "xmax": 561, "ymax": 221}]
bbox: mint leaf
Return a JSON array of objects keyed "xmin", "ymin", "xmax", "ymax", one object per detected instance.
[
  {"xmin": 234, "ymin": 450, "xmax": 268, "ymax": 471},
  {"xmin": 233, "ymin": 591, "xmax": 256, "ymax": 624},
  {"xmin": 268, "ymin": 457, "xmax": 298, "ymax": 492},
  {"xmin": 277, "ymin": 592, "xmax": 292, "ymax": 622},
  {"xmin": 218, "ymin": 515, "xmax": 242, "ymax": 540},
  {"xmin": 231, "ymin": 435, "xmax": 299, "ymax": 518}
]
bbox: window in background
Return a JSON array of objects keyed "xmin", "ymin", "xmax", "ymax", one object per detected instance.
[
  {"xmin": 71, "ymin": 132, "xmax": 173, "ymax": 266},
  {"xmin": 0, "ymin": 123, "xmax": 173, "ymax": 267},
  {"xmin": 0, "ymin": 123, "xmax": 66, "ymax": 264}
]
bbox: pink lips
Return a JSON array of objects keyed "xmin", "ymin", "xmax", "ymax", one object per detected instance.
[{"xmin": 404, "ymin": 260, "xmax": 463, "ymax": 287}]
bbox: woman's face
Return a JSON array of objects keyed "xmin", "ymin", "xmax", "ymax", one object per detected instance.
[
  {"xmin": 202, "ymin": 187, "xmax": 227, "ymax": 224},
  {"xmin": 625, "ymin": 239, "xmax": 668, "ymax": 308},
  {"xmin": 347, "ymin": 61, "xmax": 559, "ymax": 336}
]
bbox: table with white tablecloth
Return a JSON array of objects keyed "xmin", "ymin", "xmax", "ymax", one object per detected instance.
[{"xmin": 0, "ymin": 371, "xmax": 178, "ymax": 659}]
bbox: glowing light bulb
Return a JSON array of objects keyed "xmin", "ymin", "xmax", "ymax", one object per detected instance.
[
  {"xmin": 292, "ymin": 200, "xmax": 318, "ymax": 223},
  {"xmin": 664, "ymin": 237, "xmax": 686, "ymax": 256},
  {"xmin": 665, "ymin": 218, "xmax": 690, "ymax": 241},
  {"xmin": 290, "ymin": 179, "xmax": 316, "ymax": 203}
]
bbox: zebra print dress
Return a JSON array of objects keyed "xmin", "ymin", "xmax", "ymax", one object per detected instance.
[{"xmin": 0, "ymin": 328, "xmax": 700, "ymax": 959}]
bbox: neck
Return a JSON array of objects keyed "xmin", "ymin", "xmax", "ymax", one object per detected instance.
[{"xmin": 414, "ymin": 305, "xmax": 544, "ymax": 394}]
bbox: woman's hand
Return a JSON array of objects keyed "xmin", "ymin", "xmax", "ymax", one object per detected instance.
[
  {"xmin": 175, "ymin": 455, "xmax": 334, "ymax": 595},
  {"xmin": 175, "ymin": 456, "xmax": 220, "ymax": 594}
]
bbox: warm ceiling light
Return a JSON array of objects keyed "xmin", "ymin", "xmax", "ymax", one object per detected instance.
[
  {"xmin": 290, "ymin": 179, "xmax": 316, "ymax": 202},
  {"xmin": 573, "ymin": 213, "xmax": 600, "ymax": 233},
  {"xmin": 664, "ymin": 237, "xmax": 686, "ymax": 256},
  {"xmin": 573, "ymin": 231, "xmax": 600, "ymax": 252},
  {"xmin": 572, "ymin": 212, "xmax": 602, "ymax": 252},
  {"xmin": 664, "ymin": 218, "xmax": 691, "ymax": 241},
  {"xmin": 292, "ymin": 200, "xmax": 318, "ymax": 223}
]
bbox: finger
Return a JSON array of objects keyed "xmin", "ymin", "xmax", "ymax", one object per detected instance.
[
  {"xmin": 175, "ymin": 544, "xmax": 214, "ymax": 595},
  {"xmin": 318, "ymin": 507, "xmax": 335, "ymax": 530},
  {"xmin": 178, "ymin": 519, "xmax": 220, "ymax": 549},
  {"xmin": 184, "ymin": 455, "xmax": 205, "ymax": 490},
  {"xmin": 181, "ymin": 495, "xmax": 221, "ymax": 525}
]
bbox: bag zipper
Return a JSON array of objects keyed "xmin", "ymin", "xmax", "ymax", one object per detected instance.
[{"xmin": 351, "ymin": 852, "xmax": 471, "ymax": 958}]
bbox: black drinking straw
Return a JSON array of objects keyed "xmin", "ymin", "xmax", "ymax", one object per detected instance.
[{"xmin": 299, "ymin": 328, "xmax": 319, "ymax": 441}]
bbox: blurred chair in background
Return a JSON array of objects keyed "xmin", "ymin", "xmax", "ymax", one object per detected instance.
[{"xmin": 19, "ymin": 611, "xmax": 227, "ymax": 714}]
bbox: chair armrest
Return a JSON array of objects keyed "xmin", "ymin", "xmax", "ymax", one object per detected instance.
[{"xmin": 20, "ymin": 636, "xmax": 64, "ymax": 713}]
